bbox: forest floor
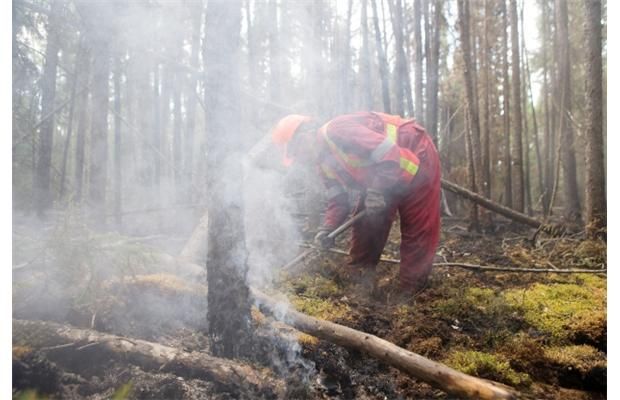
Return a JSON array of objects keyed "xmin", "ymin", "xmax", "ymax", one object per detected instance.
[{"xmin": 12, "ymin": 212, "xmax": 607, "ymax": 399}]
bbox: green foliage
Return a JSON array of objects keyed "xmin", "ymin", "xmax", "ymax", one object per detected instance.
[
  {"xmin": 544, "ymin": 345, "xmax": 606, "ymax": 374},
  {"xmin": 13, "ymin": 390, "xmax": 43, "ymax": 400},
  {"xmin": 286, "ymin": 274, "xmax": 343, "ymax": 298},
  {"xmin": 504, "ymin": 277, "xmax": 606, "ymax": 344},
  {"xmin": 444, "ymin": 350, "xmax": 532, "ymax": 388}
]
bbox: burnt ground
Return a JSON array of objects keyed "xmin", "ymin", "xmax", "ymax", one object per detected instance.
[{"xmin": 12, "ymin": 215, "xmax": 607, "ymax": 399}]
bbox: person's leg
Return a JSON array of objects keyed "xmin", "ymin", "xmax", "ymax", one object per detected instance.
[{"xmin": 398, "ymin": 158, "xmax": 441, "ymax": 291}]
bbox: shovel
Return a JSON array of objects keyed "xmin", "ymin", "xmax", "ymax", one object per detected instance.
[{"xmin": 282, "ymin": 210, "xmax": 367, "ymax": 271}]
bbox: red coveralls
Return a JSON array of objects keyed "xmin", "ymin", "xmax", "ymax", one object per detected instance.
[{"xmin": 316, "ymin": 112, "xmax": 441, "ymax": 290}]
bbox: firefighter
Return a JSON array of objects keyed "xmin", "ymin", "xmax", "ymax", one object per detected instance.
[{"xmin": 272, "ymin": 112, "xmax": 441, "ymax": 296}]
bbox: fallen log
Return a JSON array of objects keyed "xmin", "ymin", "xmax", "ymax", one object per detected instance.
[
  {"xmin": 13, "ymin": 319, "xmax": 284, "ymax": 397},
  {"xmin": 251, "ymin": 288, "xmax": 517, "ymax": 400},
  {"xmin": 441, "ymin": 179, "xmax": 565, "ymax": 235}
]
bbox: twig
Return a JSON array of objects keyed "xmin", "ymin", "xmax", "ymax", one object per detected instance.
[{"xmin": 40, "ymin": 342, "xmax": 77, "ymax": 352}]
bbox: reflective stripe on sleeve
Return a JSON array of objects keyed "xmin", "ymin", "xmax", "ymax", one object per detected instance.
[{"xmin": 370, "ymin": 136, "xmax": 396, "ymax": 162}]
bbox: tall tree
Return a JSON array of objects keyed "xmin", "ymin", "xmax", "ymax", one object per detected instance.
[
  {"xmin": 371, "ymin": 0, "xmax": 391, "ymax": 113},
  {"xmin": 501, "ymin": 0, "xmax": 512, "ymax": 208},
  {"xmin": 87, "ymin": 9, "xmax": 111, "ymax": 224},
  {"xmin": 413, "ymin": 0, "xmax": 423, "ymax": 119},
  {"xmin": 34, "ymin": 0, "xmax": 62, "ymax": 216},
  {"xmin": 74, "ymin": 48, "xmax": 91, "ymax": 203},
  {"xmin": 509, "ymin": 0, "xmax": 524, "ymax": 213},
  {"xmin": 555, "ymin": 0, "xmax": 581, "ymax": 222},
  {"xmin": 457, "ymin": 0, "xmax": 483, "ymax": 230},
  {"xmin": 426, "ymin": 1, "xmax": 442, "ymax": 143},
  {"xmin": 203, "ymin": 0, "xmax": 252, "ymax": 358},
  {"xmin": 541, "ymin": 0, "xmax": 553, "ymax": 215},
  {"xmin": 113, "ymin": 55, "xmax": 122, "ymax": 228},
  {"xmin": 583, "ymin": 0, "xmax": 606, "ymax": 236},
  {"xmin": 360, "ymin": 0, "xmax": 373, "ymax": 110}
]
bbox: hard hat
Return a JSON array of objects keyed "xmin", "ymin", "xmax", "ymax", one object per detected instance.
[{"xmin": 271, "ymin": 114, "xmax": 312, "ymax": 166}]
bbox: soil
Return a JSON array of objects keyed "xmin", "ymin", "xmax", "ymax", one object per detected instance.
[{"xmin": 12, "ymin": 216, "xmax": 606, "ymax": 399}]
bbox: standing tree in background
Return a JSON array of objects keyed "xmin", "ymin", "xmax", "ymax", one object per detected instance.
[
  {"xmin": 457, "ymin": 0, "xmax": 482, "ymax": 230},
  {"xmin": 501, "ymin": 0, "xmax": 512, "ymax": 208},
  {"xmin": 360, "ymin": 0, "xmax": 373, "ymax": 110},
  {"xmin": 583, "ymin": 0, "xmax": 606, "ymax": 237},
  {"xmin": 425, "ymin": 0, "xmax": 442, "ymax": 143},
  {"xmin": 371, "ymin": 0, "xmax": 391, "ymax": 113},
  {"xmin": 34, "ymin": 0, "xmax": 62, "ymax": 216},
  {"xmin": 204, "ymin": 0, "xmax": 252, "ymax": 358},
  {"xmin": 413, "ymin": 0, "xmax": 423, "ymax": 120},
  {"xmin": 509, "ymin": 0, "xmax": 525, "ymax": 213},
  {"xmin": 555, "ymin": 0, "xmax": 581, "ymax": 223}
]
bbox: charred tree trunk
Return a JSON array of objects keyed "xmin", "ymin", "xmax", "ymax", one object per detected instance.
[
  {"xmin": 34, "ymin": 0, "xmax": 62, "ymax": 216},
  {"xmin": 371, "ymin": 0, "xmax": 391, "ymax": 113},
  {"xmin": 555, "ymin": 0, "xmax": 581, "ymax": 223},
  {"xmin": 583, "ymin": 0, "xmax": 606, "ymax": 237},
  {"xmin": 13, "ymin": 319, "xmax": 283, "ymax": 396},
  {"xmin": 509, "ymin": 0, "xmax": 524, "ymax": 213},
  {"xmin": 501, "ymin": 0, "xmax": 512, "ymax": 208},
  {"xmin": 203, "ymin": 0, "xmax": 252, "ymax": 358}
]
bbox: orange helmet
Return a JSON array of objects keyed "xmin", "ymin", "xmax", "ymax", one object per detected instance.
[{"xmin": 271, "ymin": 114, "xmax": 312, "ymax": 166}]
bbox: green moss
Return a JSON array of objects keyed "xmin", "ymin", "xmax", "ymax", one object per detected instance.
[
  {"xmin": 287, "ymin": 274, "xmax": 343, "ymax": 298},
  {"xmin": 444, "ymin": 350, "xmax": 531, "ymax": 387},
  {"xmin": 544, "ymin": 345, "xmax": 606, "ymax": 374},
  {"xmin": 504, "ymin": 280, "xmax": 606, "ymax": 344},
  {"xmin": 290, "ymin": 296, "xmax": 350, "ymax": 321}
]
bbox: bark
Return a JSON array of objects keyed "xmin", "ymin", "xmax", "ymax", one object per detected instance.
[
  {"xmin": 555, "ymin": 0, "xmax": 581, "ymax": 222},
  {"xmin": 371, "ymin": 0, "xmax": 391, "ymax": 113},
  {"xmin": 583, "ymin": 0, "xmax": 606, "ymax": 237},
  {"xmin": 342, "ymin": 0, "xmax": 354, "ymax": 112},
  {"xmin": 501, "ymin": 0, "xmax": 512, "ymax": 208},
  {"xmin": 441, "ymin": 179, "xmax": 566, "ymax": 235},
  {"xmin": 457, "ymin": 0, "xmax": 482, "ymax": 230},
  {"xmin": 13, "ymin": 319, "xmax": 283, "ymax": 397},
  {"xmin": 509, "ymin": 0, "xmax": 525, "ymax": 213},
  {"xmin": 172, "ymin": 66, "xmax": 183, "ymax": 200},
  {"xmin": 391, "ymin": 0, "xmax": 413, "ymax": 116},
  {"xmin": 481, "ymin": 0, "xmax": 492, "ymax": 222},
  {"xmin": 413, "ymin": 0, "xmax": 423, "ymax": 119},
  {"xmin": 34, "ymin": 0, "xmax": 62, "ymax": 215},
  {"xmin": 268, "ymin": 0, "xmax": 281, "ymax": 104},
  {"xmin": 203, "ymin": 0, "xmax": 252, "ymax": 358},
  {"xmin": 252, "ymin": 289, "xmax": 518, "ymax": 400}
]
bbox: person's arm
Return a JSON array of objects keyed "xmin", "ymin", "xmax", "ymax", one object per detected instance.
[{"xmin": 318, "ymin": 162, "xmax": 350, "ymax": 230}]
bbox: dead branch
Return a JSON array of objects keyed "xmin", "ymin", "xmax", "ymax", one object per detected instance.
[
  {"xmin": 251, "ymin": 289, "xmax": 517, "ymax": 400},
  {"xmin": 13, "ymin": 319, "xmax": 284, "ymax": 397},
  {"xmin": 441, "ymin": 179, "xmax": 566, "ymax": 235}
]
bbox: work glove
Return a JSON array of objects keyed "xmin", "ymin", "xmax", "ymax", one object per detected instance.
[
  {"xmin": 364, "ymin": 189, "xmax": 387, "ymax": 217},
  {"xmin": 314, "ymin": 228, "xmax": 335, "ymax": 249}
]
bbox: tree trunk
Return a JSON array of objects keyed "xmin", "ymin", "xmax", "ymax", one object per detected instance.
[
  {"xmin": 184, "ymin": 1, "xmax": 202, "ymax": 203},
  {"xmin": 555, "ymin": 0, "xmax": 581, "ymax": 223},
  {"xmin": 509, "ymin": 0, "xmax": 524, "ymax": 213},
  {"xmin": 88, "ymin": 25, "xmax": 111, "ymax": 225},
  {"xmin": 501, "ymin": 0, "xmax": 512, "ymax": 208},
  {"xmin": 34, "ymin": 0, "xmax": 62, "ymax": 216},
  {"xmin": 371, "ymin": 0, "xmax": 391, "ymax": 113},
  {"xmin": 13, "ymin": 319, "xmax": 283, "ymax": 397},
  {"xmin": 426, "ymin": 0, "xmax": 442, "ymax": 144},
  {"xmin": 113, "ymin": 55, "xmax": 122, "ymax": 228},
  {"xmin": 541, "ymin": 0, "xmax": 553, "ymax": 215},
  {"xmin": 203, "ymin": 0, "xmax": 252, "ymax": 359},
  {"xmin": 413, "ymin": 0, "xmax": 423, "ymax": 120},
  {"xmin": 268, "ymin": 0, "xmax": 282, "ymax": 104},
  {"xmin": 457, "ymin": 0, "xmax": 483, "ymax": 230},
  {"xmin": 74, "ymin": 48, "xmax": 91, "ymax": 203},
  {"xmin": 342, "ymin": 0, "xmax": 354, "ymax": 112},
  {"xmin": 583, "ymin": 0, "xmax": 606, "ymax": 237},
  {"xmin": 360, "ymin": 0, "xmax": 373, "ymax": 110},
  {"xmin": 481, "ymin": 0, "xmax": 492, "ymax": 224},
  {"xmin": 252, "ymin": 289, "xmax": 518, "ymax": 400},
  {"xmin": 59, "ymin": 41, "xmax": 81, "ymax": 199}
]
